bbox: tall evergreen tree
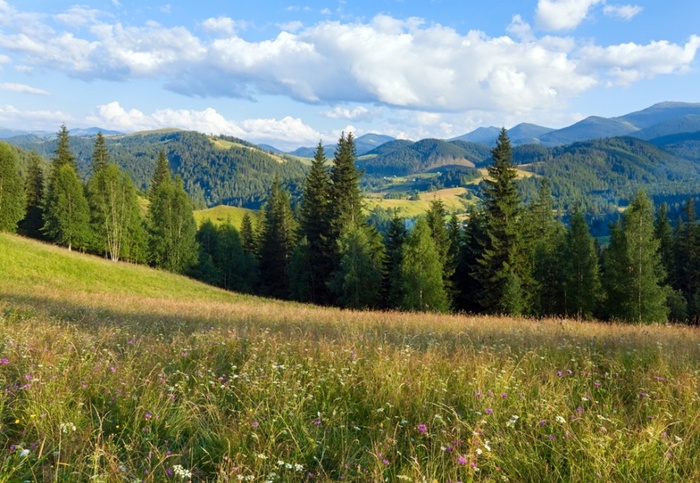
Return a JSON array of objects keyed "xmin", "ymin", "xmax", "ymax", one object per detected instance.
[
  {"xmin": 329, "ymin": 132, "xmax": 363, "ymax": 241},
  {"xmin": 52, "ymin": 124, "xmax": 77, "ymax": 172},
  {"xmin": 192, "ymin": 219, "xmax": 223, "ymax": 286},
  {"xmin": 148, "ymin": 174, "xmax": 198, "ymax": 273},
  {"xmin": 91, "ymin": 132, "xmax": 110, "ymax": 175},
  {"xmin": 383, "ymin": 214, "xmax": 407, "ymax": 309},
  {"xmin": 17, "ymin": 152, "xmax": 45, "ymax": 238},
  {"xmin": 258, "ymin": 178, "xmax": 296, "ymax": 299},
  {"xmin": 561, "ymin": 210, "xmax": 601, "ymax": 319},
  {"xmin": 149, "ymin": 150, "xmax": 170, "ymax": 201},
  {"xmin": 603, "ymin": 191, "xmax": 668, "ymax": 323},
  {"xmin": 240, "ymin": 212, "xmax": 257, "ymax": 255},
  {"xmin": 455, "ymin": 206, "xmax": 487, "ymax": 313},
  {"xmin": 299, "ymin": 141, "xmax": 334, "ymax": 304},
  {"xmin": 425, "ymin": 199, "xmax": 455, "ymax": 302},
  {"xmin": 0, "ymin": 142, "xmax": 25, "ymax": 232},
  {"xmin": 474, "ymin": 128, "xmax": 526, "ymax": 315},
  {"xmin": 675, "ymin": 199, "xmax": 700, "ymax": 322},
  {"xmin": 43, "ymin": 163, "xmax": 91, "ymax": 251},
  {"xmin": 399, "ymin": 217, "xmax": 449, "ymax": 313}
]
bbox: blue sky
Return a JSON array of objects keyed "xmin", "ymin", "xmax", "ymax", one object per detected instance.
[{"xmin": 1, "ymin": 0, "xmax": 699, "ymax": 150}]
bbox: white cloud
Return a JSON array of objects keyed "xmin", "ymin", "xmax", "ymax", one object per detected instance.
[
  {"xmin": 0, "ymin": 104, "xmax": 71, "ymax": 129},
  {"xmin": 0, "ymin": 82, "xmax": 49, "ymax": 95},
  {"xmin": 603, "ymin": 4, "xmax": 643, "ymax": 20},
  {"xmin": 86, "ymin": 102, "xmax": 322, "ymax": 150},
  {"xmin": 507, "ymin": 15, "xmax": 535, "ymax": 42},
  {"xmin": 54, "ymin": 7, "xmax": 102, "ymax": 28},
  {"xmin": 536, "ymin": 0, "xmax": 603, "ymax": 31},
  {"xmin": 278, "ymin": 21, "xmax": 304, "ymax": 33},
  {"xmin": 0, "ymin": 54, "xmax": 9, "ymax": 63},
  {"xmin": 320, "ymin": 105, "xmax": 379, "ymax": 121},
  {"xmin": 201, "ymin": 17, "xmax": 244, "ymax": 36},
  {"xmin": 579, "ymin": 36, "xmax": 700, "ymax": 85}
]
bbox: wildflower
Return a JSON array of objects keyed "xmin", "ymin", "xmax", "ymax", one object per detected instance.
[
  {"xmin": 20, "ymin": 449, "xmax": 30, "ymax": 457},
  {"xmin": 60, "ymin": 422, "xmax": 76, "ymax": 433},
  {"xmin": 501, "ymin": 393, "xmax": 507, "ymax": 399},
  {"xmin": 594, "ymin": 381, "xmax": 601, "ymax": 387},
  {"xmin": 458, "ymin": 456, "xmax": 467, "ymax": 465},
  {"xmin": 485, "ymin": 408, "xmax": 493, "ymax": 415},
  {"xmin": 144, "ymin": 412, "xmax": 152, "ymax": 420},
  {"xmin": 576, "ymin": 406, "xmax": 584, "ymax": 413},
  {"xmin": 506, "ymin": 415, "xmax": 519, "ymax": 428},
  {"xmin": 549, "ymin": 434, "xmax": 556, "ymax": 441},
  {"xmin": 539, "ymin": 420, "xmax": 547, "ymax": 426},
  {"xmin": 25, "ymin": 374, "xmax": 32, "ymax": 381},
  {"xmin": 557, "ymin": 371, "xmax": 563, "ymax": 377},
  {"xmin": 0, "ymin": 358, "xmax": 8, "ymax": 364},
  {"xmin": 417, "ymin": 423, "xmax": 427, "ymax": 434},
  {"xmin": 252, "ymin": 421, "xmax": 259, "ymax": 428},
  {"xmin": 555, "ymin": 415, "xmax": 567, "ymax": 424},
  {"xmin": 313, "ymin": 419, "xmax": 322, "ymax": 426},
  {"xmin": 172, "ymin": 465, "xmax": 192, "ymax": 479}
]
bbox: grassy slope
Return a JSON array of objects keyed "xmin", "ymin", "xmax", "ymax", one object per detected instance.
[
  {"xmin": 193, "ymin": 205, "xmax": 260, "ymax": 229},
  {"xmin": 1, "ymin": 233, "xmax": 700, "ymax": 481}
]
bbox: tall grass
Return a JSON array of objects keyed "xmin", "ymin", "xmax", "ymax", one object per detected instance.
[{"xmin": 1, "ymin": 233, "xmax": 700, "ymax": 481}]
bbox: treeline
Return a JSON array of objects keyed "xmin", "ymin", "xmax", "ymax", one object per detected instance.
[{"xmin": 2, "ymin": 127, "xmax": 700, "ymax": 324}]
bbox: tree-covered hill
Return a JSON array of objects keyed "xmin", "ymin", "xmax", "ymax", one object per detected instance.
[{"xmin": 7, "ymin": 130, "xmax": 308, "ymax": 208}]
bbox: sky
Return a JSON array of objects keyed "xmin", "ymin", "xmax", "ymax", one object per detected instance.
[{"xmin": 1, "ymin": 0, "xmax": 699, "ymax": 150}]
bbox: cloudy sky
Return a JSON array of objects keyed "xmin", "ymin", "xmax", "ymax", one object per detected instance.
[{"xmin": 1, "ymin": 0, "xmax": 699, "ymax": 150}]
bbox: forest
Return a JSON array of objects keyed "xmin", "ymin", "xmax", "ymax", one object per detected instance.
[{"xmin": 1, "ymin": 125, "xmax": 699, "ymax": 324}]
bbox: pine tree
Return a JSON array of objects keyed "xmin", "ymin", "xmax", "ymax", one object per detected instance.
[
  {"xmin": 399, "ymin": 217, "xmax": 449, "ymax": 313},
  {"xmin": 91, "ymin": 132, "xmax": 110, "ymax": 175},
  {"xmin": 561, "ymin": 210, "xmax": 601, "ymax": 319},
  {"xmin": 675, "ymin": 199, "xmax": 700, "ymax": 322},
  {"xmin": 89, "ymin": 164, "xmax": 144, "ymax": 262},
  {"xmin": 383, "ymin": 214, "xmax": 407, "ymax": 309},
  {"xmin": 17, "ymin": 152, "xmax": 45, "ymax": 238},
  {"xmin": 43, "ymin": 163, "xmax": 91, "ymax": 251},
  {"xmin": 474, "ymin": 128, "xmax": 526, "ymax": 315},
  {"xmin": 52, "ymin": 124, "xmax": 77, "ymax": 172},
  {"xmin": 455, "ymin": 206, "xmax": 487, "ymax": 313},
  {"xmin": 328, "ymin": 223, "xmax": 383, "ymax": 309},
  {"xmin": 299, "ymin": 141, "xmax": 334, "ymax": 304},
  {"xmin": 0, "ymin": 142, "xmax": 25, "ymax": 232},
  {"xmin": 425, "ymin": 199, "xmax": 455, "ymax": 303},
  {"xmin": 192, "ymin": 219, "xmax": 223, "ymax": 286},
  {"xmin": 149, "ymin": 151, "xmax": 170, "ymax": 201},
  {"xmin": 258, "ymin": 179, "xmax": 296, "ymax": 299},
  {"xmin": 654, "ymin": 203, "xmax": 675, "ymax": 287},
  {"xmin": 603, "ymin": 191, "xmax": 668, "ymax": 323},
  {"xmin": 148, "ymin": 175, "xmax": 198, "ymax": 273},
  {"xmin": 329, "ymin": 132, "xmax": 363, "ymax": 242}
]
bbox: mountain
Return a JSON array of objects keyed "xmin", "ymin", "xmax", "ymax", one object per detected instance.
[
  {"xmin": 649, "ymin": 130, "xmax": 700, "ymax": 163},
  {"xmin": 630, "ymin": 115, "xmax": 700, "ymax": 140},
  {"xmin": 6, "ymin": 130, "xmax": 308, "ymax": 208},
  {"xmin": 507, "ymin": 123, "xmax": 554, "ymax": 145},
  {"xmin": 450, "ymin": 126, "xmax": 501, "ymax": 145},
  {"xmin": 538, "ymin": 116, "xmax": 638, "ymax": 146},
  {"xmin": 288, "ymin": 133, "xmax": 397, "ymax": 158},
  {"xmin": 358, "ymin": 138, "xmax": 490, "ymax": 176},
  {"xmin": 615, "ymin": 101, "xmax": 700, "ymax": 129}
]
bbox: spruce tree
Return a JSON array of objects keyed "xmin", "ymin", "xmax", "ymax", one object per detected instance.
[
  {"xmin": 562, "ymin": 210, "xmax": 601, "ymax": 319},
  {"xmin": 299, "ymin": 141, "xmax": 334, "ymax": 304},
  {"xmin": 654, "ymin": 203, "xmax": 675, "ymax": 287},
  {"xmin": 399, "ymin": 217, "xmax": 449, "ymax": 313},
  {"xmin": 383, "ymin": 214, "xmax": 407, "ymax": 309},
  {"xmin": 240, "ymin": 212, "xmax": 257, "ymax": 255},
  {"xmin": 675, "ymin": 199, "xmax": 700, "ymax": 322},
  {"xmin": 17, "ymin": 152, "xmax": 45, "ymax": 238},
  {"xmin": 91, "ymin": 132, "xmax": 110, "ymax": 175},
  {"xmin": 52, "ymin": 124, "xmax": 77, "ymax": 172},
  {"xmin": 258, "ymin": 179, "xmax": 296, "ymax": 299},
  {"xmin": 425, "ymin": 199, "xmax": 455, "ymax": 299},
  {"xmin": 43, "ymin": 163, "xmax": 91, "ymax": 251},
  {"xmin": 455, "ymin": 206, "xmax": 487, "ymax": 313},
  {"xmin": 474, "ymin": 128, "xmax": 526, "ymax": 315},
  {"xmin": 149, "ymin": 151, "xmax": 170, "ymax": 201},
  {"xmin": 0, "ymin": 142, "xmax": 25, "ymax": 232},
  {"xmin": 192, "ymin": 219, "xmax": 223, "ymax": 286},
  {"xmin": 329, "ymin": 132, "xmax": 363, "ymax": 241}
]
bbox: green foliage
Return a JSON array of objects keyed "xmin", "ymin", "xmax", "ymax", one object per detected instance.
[
  {"xmin": 258, "ymin": 179, "xmax": 296, "ymax": 299},
  {"xmin": 561, "ymin": 210, "xmax": 602, "ymax": 319},
  {"xmin": 328, "ymin": 223, "xmax": 383, "ymax": 309},
  {"xmin": 147, "ymin": 176, "xmax": 198, "ymax": 274},
  {"xmin": 17, "ymin": 152, "xmax": 45, "ymax": 239},
  {"xmin": 674, "ymin": 199, "xmax": 700, "ymax": 322},
  {"xmin": 51, "ymin": 123, "xmax": 77, "ymax": 172},
  {"xmin": 399, "ymin": 217, "xmax": 449, "ymax": 312},
  {"xmin": 383, "ymin": 214, "xmax": 407, "ymax": 309},
  {"xmin": 603, "ymin": 191, "xmax": 668, "ymax": 323},
  {"xmin": 0, "ymin": 142, "xmax": 25, "ymax": 232},
  {"xmin": 330, "ymin": 133, "xmax": 364, "ymax": 238},
  {"xmin": 91, "ymin": 131, "xmax": 109, "ymax": 175},
  {"xmin": 42, "ymin": 163, "xmax": 91, "ymax": 251}
]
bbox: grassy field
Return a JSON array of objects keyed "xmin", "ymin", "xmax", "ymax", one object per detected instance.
[
  {"xmin": 365, "ymin": 187, "xmax": 473, "ymax": 217},
  {"xmin": 193, "ymin": 205, "xmax": 259, "ymax": 229},
  {"xmin": 2, "ymin": 233, "xmax": 700, "ymax": 481}
]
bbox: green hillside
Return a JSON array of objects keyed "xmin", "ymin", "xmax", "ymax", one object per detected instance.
[{"xmin": 193, "ymin": 205, "xmax": 259, "ymax": 229}]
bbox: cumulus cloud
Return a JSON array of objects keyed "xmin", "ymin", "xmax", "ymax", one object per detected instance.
[
  {"xmin": 0, "ymin": 104, "xmax": 71, "ymax": 129},
  {"xmin": 320, "ymin": 105, "xmax": 379, "ymax": 121},
  {"xmin": 86, "ymin": 102, "xmax": 322, "ymax": 150},
  {"xmin": 603, "ymin": 4, "xmax": 643, "ymax": 20},
  {"xmin": 0, "ymin": 82, "xmax": 49, "ymax": 95},
  {"xmin": 536, "ymin": 0, "xmax": 603, "ymax": 31},
  {"xmin": 579, "ymin": 36, "xmax": 700, "ymax": 85},
  {"xmin": 0, "ymin": 3, "xmax": 697, "ymax": 122},
  {"xmin": 54, "ymin": 6, "xmax": 102, "ymax": 28}
]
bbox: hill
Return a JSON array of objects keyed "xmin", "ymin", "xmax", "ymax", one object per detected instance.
[
  {"xmin": 193, "ymin": 205, "xmax": 260, "ymax": 229},
  {"xmin": 3, "ymin": 232, "xmax": 700, "ymax": 480},
  {"xmin": 6, "ymin": 130, "xmax": 308, "ymax": 209},
  {"xmin": 288, "ymin": 133, "xmax": 397, "ymax": 158}
]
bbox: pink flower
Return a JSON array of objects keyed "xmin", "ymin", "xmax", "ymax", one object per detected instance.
[{"xmin": 417, "ymin": 424, "xmax": 427, "ymax": 434}]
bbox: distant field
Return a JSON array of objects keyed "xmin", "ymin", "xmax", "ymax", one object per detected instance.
[
  {"xmin": 2, "ymin": 233, "xmax": 700, "ymax": 482},
  {"xmin": 365, "ymin": 187, "xmax": 474, "ymax": 217},
  {"xmin": 193, "ymin": 205, "xmax": 259, "ymax": 229}
]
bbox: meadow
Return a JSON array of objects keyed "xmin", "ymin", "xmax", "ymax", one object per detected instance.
[{"xmin": 1, "ymin": 233, "xmax": 700, "ymax": 482}]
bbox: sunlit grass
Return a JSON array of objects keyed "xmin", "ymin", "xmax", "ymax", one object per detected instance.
[
  {"xmin": 193, "ymin": 205, "xmax": 260, "ymax": 230},
  {"xmin": 1, "ymin": 233, "xmax": 700, "ymax": 481}
]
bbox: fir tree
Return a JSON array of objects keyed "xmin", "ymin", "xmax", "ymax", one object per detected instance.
[
  {"xmin": 399, "ymin": 217, "xmax": 449, "ymax": 313},
  {"xmin": 383, "ymin": 214, "xmax": 407, "ymax": 309},
  {"xmin": 329, "ymin": 132, "xmax": 363, "ymax": 242},
  {"xmin": 675, "ymin": 199, "xmax": 700, "ymax": 322},
  {"xmin": 562, "ymin": 210, "xmax": 601, "ymax": 319},
  {"xmin": 52, "ymin": 124, "xmax": 77, "ymax": 172},
  {"xmin": 91, "ymin": 132, "xmax": 110, "ymax": 175},
  {"xmin": 474, "ymin": 128, "xmax": 526, "ymax": 315},
  {"xmin": 192, "ymin": 219, "xmax": 223, "ymax": 286},
  {"xmin": 455, "ymin": 206, "xmax": 487, "ymax": 313},
  {"xmin": 43, "ymin": 163, "xmax": 91, "ymax": 251},
  {"xmin": 258, "ymin": 178, "xmax": 296, "ymax": 299},
  {"xmin": 149, "ymin": 151, "xmax": 170, "ymax": 201},
  {"xmin": 240, "ymin": 212, "xmax": 257, "ymax": 255},
  {"xmin": 299, "ymin": 141, "xmax": 334, "ymax": 304},
  {"xmin": 0, "ymin": 142, "xmax": 25, "ymax": 232},
  {"xmin": 17, "ymin": 152, "xmax": 45, "ymax": 238},
  {"xmin": 425, "ymin": 199, "xmax": 455, "ymax": 301}
]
